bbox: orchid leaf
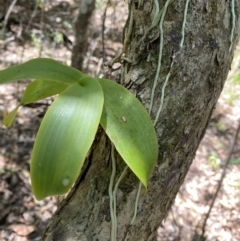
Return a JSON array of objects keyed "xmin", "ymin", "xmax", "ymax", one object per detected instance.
[
  {"xmin": 99, "ymin": 78, "xmax": 158, "ymax": 187},
  {"xmin": 31, "ymin": 77, "xmax": 104, "ymax": 200},
  {"xmin": 21, "ymin": 79, "xmax": 68, "ymax": 105},
  {"xmin": 3, "ymin": 80, "xmax": 68, "ymax": 128},
  {"xmin": 0, "ymin": 58, "xmax": 83, "ymax": 85},
  {"xmin": 3, "ymin": 105, "xmax": 21, "ymax": 127}
]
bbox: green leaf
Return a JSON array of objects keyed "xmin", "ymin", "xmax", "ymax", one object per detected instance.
[
  {"xmin": 21, "ymin": 79, "xmax": 68, "ymax": 105},
  {"xmin": 31, "ymin": 77, "xmax": 104, "ymax": 200},
  {"xmin": 3, "ymin": 105, "xmax": 21, "ymax": 127},
  {"xmin": 0, "ymin": 58, "xmax": 83, "ymax": 85},
  {"xmin": 3, "ymin": 80, "xmax": 68, "ymax": 128},
  {"xmin": 99, "ymin": 78, "xmax": 158, "ymax": 187}
]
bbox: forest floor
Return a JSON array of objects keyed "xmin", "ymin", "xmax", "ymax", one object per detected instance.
[{"xmin": 0, "ymin": 1, "xmax": 240, "ymax": 241}]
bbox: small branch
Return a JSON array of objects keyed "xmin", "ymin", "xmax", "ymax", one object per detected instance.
[
  {"xmin": 1, "ymin": 0, "xmax": 18, "ymax": 37},
  {"xmin": 200, "ymin": 122, "xmax": 240, "ymax": 236},
  {"xmin": 102, "ymin": 0, "xmax": 111, "ymax": 63},
  {"xmin": 25, "ymin": 1, "xmax": 38, "ymax": 33}
]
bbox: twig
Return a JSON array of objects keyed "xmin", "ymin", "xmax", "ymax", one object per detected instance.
[
  {"xmin": 102, "ymin": 0, "xmax": 111, "ymax": 63},
  {"xmin": 25, "ymin": 1, "xmax": 38, "ymax": 33},
  {"xmin": 200, "ymin": 122, "xmax": 240, "ymax": 236},
  {"xmin": 1, "ymin": 0, "xmax": 18, "ymax": 37},
  {"xmin": 38, "ymin": 0, "xmax": 47, "ymax": 57}
]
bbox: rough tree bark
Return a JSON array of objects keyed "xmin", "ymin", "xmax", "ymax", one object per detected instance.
[{"xmin": 42, "ymin": 1, "xmax": 240, "ymax": 240}]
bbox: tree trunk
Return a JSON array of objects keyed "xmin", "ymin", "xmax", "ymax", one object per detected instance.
[
  {"xmin": 71, "ymin": 0, "xmax": 95, "ymax": 71},
  {"xmin": 42, "ymin": 1, "xmax": 240, "ymax": 240}
]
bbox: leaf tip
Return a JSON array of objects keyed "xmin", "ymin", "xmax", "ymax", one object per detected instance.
[{"xmin": 3, "ymin": 105, "xmax": 21, "ymax": 127}]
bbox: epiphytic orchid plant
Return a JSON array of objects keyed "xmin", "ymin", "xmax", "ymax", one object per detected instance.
[{"xmin": 0, "ymin": 58, "xmax": 158, "ymax": 200}]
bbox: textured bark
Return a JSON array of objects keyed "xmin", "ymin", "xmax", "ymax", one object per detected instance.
[
  {"xmin": 42, "ymin": 1, "xmax": 240, "ymax": 240},
  {"xmin": 71, "ymin": 0, "xmax": 95, "ymax": 71}
]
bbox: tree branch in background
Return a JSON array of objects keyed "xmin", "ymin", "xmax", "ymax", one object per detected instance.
[
  {"xmin": 101, "ymin": 0, "xmax": 110, "ymax": 63},
  {"xmin": 71, "ymin": 0, "xmax": 96, "ymax": 71},
  {"xmin": 200, "ymin": 122, "xmax": 240, "ymax": 237},
  {"xmin": 1, "ymin": 0, "xmax": 18, "ymax": 38}
]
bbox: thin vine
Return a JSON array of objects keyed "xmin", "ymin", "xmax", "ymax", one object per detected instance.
[
  {"xmin": 109, "ymin": 143, "xmax": 128, "ymax": 240},
  {"xmin": 112, "ymin": 165, "xmax": 128, "ymax": 228},
  {"xmin": 138, "ymin": 0, "xmax": 144, "ymax": 8},
  {"xmin": 154, "ymin": 58, "xmax": 174, "ymax": 125},
  {"xmin": 149, "ymin": 0, "xmax": 174, "ymax": 114},
  {"xmin": 180, "ymin": 0, "xmax": 190, "ymax": 48},
  {"xmin": 130, "ymin": 182, "xmax": 142, "ymax": 225},
  {"xmin": 138, "ymin": 0, "xmax": 161, "ymax": 46},
  {"xmin": 109, "ymin": 144, "xmax": 117, "ymax": 240},
  {"xmin": 229, "ymin": 0, "xmax": 236, "ymax": 52},
  {"xmin": 154, "ymin": 0, "xmax": 190, "ymax": 125}
]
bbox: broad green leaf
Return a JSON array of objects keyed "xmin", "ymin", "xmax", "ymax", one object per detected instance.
[
  {"xmin": 31, "ymin": 77, "xmax": 104, "ymax": 200},
  {"xmin": 2, "ymin": 80, "xmax": 68, "ymax": 128},
  {"xmin": 99, "ymin": 78, "xmax": 158, "ymax": 187},
  {"xmin": 21, "ymin": 79, "xmax": 68, "ymax": 105},
  {"xmin": 3, "ymin": 105, "xmax": 21, "ymax": 127},
  {"xmin": 0, "ymin": 58, "xmax": 83, "ymax": 85}
]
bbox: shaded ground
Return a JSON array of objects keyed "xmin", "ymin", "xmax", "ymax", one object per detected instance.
[{"xmin": 0, "ymin": 1, "xmax": 240, "ymax": 240}]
